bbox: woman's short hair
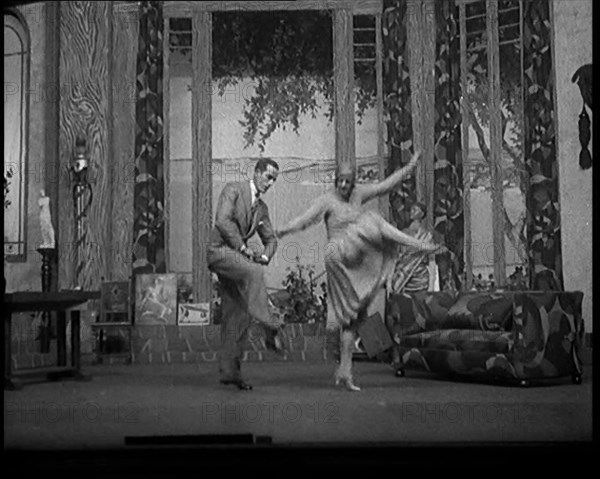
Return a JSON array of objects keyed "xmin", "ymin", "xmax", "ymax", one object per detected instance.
[{"xmin": 334, "ymin": 165, "xmax": 356, "ymax": 186}]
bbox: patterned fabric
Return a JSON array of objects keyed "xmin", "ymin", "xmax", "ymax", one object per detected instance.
[
  {"xmin": 386, "ymin": 291, "xmax": 458, "ymax": 335},
  {"xmin": 398, "ymin": 347, "xmax": 514, "ymax": 378},
  {"xmin": 388, "ymin": 291, "xmax": 583, "ymax": 381},
  {"xmin": 512, "ymin": 292, "xmax": 584, "ymax": 378},
  {"xmin": 522, "ymin": 0, "xmax": 562, "ymax": 291},
  {"xmin": 401, "ymin": 329, "xmax": 513, "ymax": 355},
  {"xmin": 388, "ymin": 224, "xmax": 433, "ymax": 293},
  {"xmin": 433, "ymin": 0, "xmax": 463, "ymax": 292},
  {"xmin": 382, "ymin": 0, "xmax": 417, "ymax": 230},
  {"xmin": 383, "ymin": 0, "xmax": 463, "ymax": 292},
  {"xmin": 446, "ymin": 293, "xmax": 514, "ymax": 331},
  {"xmin": 132, "ymin": 1, "xmax": 165, "ymax": 275}
]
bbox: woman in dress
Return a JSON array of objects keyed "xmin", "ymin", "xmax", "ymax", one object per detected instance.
[
  {"xmin": 275, "ymin": 151, "xmax": 446, "ymax": 391},
  {"xmin": 386, "ymin": 201, "xmax": 451, "ymax": 376},
  {"xmin": 387, "ymin": 201, "xmax": 438, "ymax": 295}
]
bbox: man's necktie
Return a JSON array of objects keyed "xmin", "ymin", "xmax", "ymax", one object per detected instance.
[{"xmin": 251, "ymin": 193, "xmax": 260, "ymax": 215}]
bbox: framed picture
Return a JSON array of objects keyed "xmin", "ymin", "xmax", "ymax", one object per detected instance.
[
  {"xmin": 177, "ymin": 302, "xmax": 210, "ymax": 326},
  {"xmin": 176, "ymin": 274, "xmax": 210, "ymax": 325},
  {"xmin": 100, "ymin": 281, "xmax": 131, "ymax": 322},
  {"xmin": 135, "ymin": 273, "xmax": 177, "ymax": 325}
]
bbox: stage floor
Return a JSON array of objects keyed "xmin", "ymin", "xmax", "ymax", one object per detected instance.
[{"xmin": 4, "ymin": 360, "xmax": 593, "ymax": 448}]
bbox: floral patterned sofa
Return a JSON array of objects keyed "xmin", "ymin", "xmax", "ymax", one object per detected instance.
[{"xmin": 384, "ymin": 290, "xmax": 585, "ymax": 386}]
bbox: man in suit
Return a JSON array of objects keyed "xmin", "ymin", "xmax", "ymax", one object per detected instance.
[{"xmin": 207, "ymin": 158, "xmax": 285, "ymax": 390}]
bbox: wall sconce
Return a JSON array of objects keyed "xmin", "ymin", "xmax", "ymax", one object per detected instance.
[
  {"xmin": 70, "ymin": 134, "xmax": 93, "ymax": 287},
  {"xmin": 70, "ymin": 135, "xmax": 90, "ymax": 186}
]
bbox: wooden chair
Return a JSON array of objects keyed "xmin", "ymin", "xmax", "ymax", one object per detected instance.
[{"xmin": 91, "ymin": 280, "xmax": 134, "ymax": 364}]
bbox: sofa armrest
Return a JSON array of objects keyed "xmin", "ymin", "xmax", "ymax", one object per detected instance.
[{"xmin": 512, "ymin": 291, "xmax": 584, "ymax": 375}]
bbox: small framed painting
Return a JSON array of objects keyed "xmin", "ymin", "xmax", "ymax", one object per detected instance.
[
  {"xmin": 177, "ymin": 302, "xmax": 210, "ymax": 326},
  {"xmin": 135, "ymin": 273, "xmax": 178, "ymax": 325}
]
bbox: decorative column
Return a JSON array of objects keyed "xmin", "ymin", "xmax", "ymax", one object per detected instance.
[{"xmin": 37, "ymin": 188, "xmax": 57, "ymax": 353}]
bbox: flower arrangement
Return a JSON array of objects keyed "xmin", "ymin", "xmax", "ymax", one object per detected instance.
[{"xmin": 270, "ymin": 260, "xmax": 327, "ymax": 324}]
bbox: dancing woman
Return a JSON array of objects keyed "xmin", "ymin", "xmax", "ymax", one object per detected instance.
[{"xmin": 275, "ymin": 151, "xmax": 446, "ymax": 391}]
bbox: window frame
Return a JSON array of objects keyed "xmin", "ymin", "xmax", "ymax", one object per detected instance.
[
  {"xmin": 458, "ymin": 0, "xmax": 527, "ymax": 289},
  {"xmin": 4, "ymin": 10, "xmax": 30, "ymax": 263}
]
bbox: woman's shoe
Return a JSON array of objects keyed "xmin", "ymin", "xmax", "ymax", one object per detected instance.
[{"xmin": 334, "ymin": 371, "xmax": 361, "ymax": 391}]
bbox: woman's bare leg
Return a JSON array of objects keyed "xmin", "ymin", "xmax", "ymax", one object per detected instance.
[{"xmin": 335, "ymin": 327, "xmax": 360, "ymax": 391}]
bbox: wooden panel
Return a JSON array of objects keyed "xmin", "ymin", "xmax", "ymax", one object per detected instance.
[
  {"xmin": 45, "ymin": 1, "xmax": 60, "ymax": 292},
  {"xmin": 334, "ymin": 8, "xmax": 355, "ymax": 172},
  {"xmin": 422, "ymin": 0, "xmax": 436, "ymax": 232},
  {"xmin": 459, "ymin": 2, "xmax": 473, "ymax": 290},
  {"xmin": 110, "ymin": 4, "xmax": 138, "ymax": 281},
  {"xmin": 58, "ymin": 2, "xmax": 110, "ymax": 290},
  {"xmin": 192, "ymin": 12, "xmax": 213, "ymax": 303},
  {"xmin": 487, "ymin": 0, "xmax": 506, "ymax": 286},
  {"xmin": 164, "ymin": 1, "xmax": 382, "ymax": 15},
  {"xmin": 406, "ymin": 0, "xmax": 424, "ymax": 201}
]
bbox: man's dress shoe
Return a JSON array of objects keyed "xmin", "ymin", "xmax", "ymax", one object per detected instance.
[{"xmin": 220, "ymin": 379, "xmax": 253, "ymax": 390}]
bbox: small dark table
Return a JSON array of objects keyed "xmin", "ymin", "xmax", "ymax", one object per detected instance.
[{"xmin": 4, "ymin": 290, "xmax": 100, "ymax": 390}]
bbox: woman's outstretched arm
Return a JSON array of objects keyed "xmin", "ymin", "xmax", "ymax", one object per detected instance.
[
  {"xmin": 359, "ymin": 150, "xmax": 421, "ymax": 204},
  {"xmin": 275, "ymin": 194, "xmax": 328, "ymax": 238}
]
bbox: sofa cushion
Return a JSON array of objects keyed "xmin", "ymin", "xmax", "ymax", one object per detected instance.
[
  {"xmin": 386, "ymin": 291, "xmax": 458, "ymax": 336},
  {"xmin": 445, "ymin": 292, "xmax": 514, "ymax": 331},
  {"xmin": 401, "ymin": 329, "xmax": 513, "ymax": 355},
  {"xmin": 397, "ymin": 346, "xmax": 518, "ymax": 378}
]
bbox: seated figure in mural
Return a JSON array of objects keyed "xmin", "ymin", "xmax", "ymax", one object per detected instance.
[
  {"xmin": 386, "ymin": 201, "xmax": 453, "ymax": 376},
  {"xmin": 275, "ymin": 150, "xmax": 446, "ymax": 391},
  {"xmin": 387, "ymin": 201, "xmax": 442, "ymax": 295}
]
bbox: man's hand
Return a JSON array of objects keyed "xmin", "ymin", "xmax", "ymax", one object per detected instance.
[{"xmin": 240, "ymin": 244, "xmax": 254, "ymax": 260}]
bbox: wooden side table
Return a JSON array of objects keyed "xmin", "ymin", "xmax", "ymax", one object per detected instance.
[{"xmin": 4, "ymin": 290, "xmax": 100, "ymax": 390}]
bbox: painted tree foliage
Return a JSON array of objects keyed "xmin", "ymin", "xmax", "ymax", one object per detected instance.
[
  {"xmin": 463, "ymin": 0, "xmax": 528, "ymax": 267},
  {"xmin": 170, "ymin": 11, "xmax": 377, "ymax": 152}
]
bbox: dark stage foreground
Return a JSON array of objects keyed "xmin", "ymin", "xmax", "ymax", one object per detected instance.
[{"xmin": 4, "ymin": 360, "xmax": 592, "ymax": 449}]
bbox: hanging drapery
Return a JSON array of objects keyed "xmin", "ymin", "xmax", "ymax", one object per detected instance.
[
  {"xmin": 522, "ymin": 0, "xmax": 562, "ymax": 290},
  {"xmin": 132, "ymin": 1, "xmax": 166, "ymax": 275},
  {"xmin": 433, "ymin": 0, "xmax": 463, "ymax": 292},
  {"xmin": 382, "ymin": 0, "xmax": 416, "ymax": 230},
  {"xmin": 383, "ymin": 0, "xmax": 463, "ymax": 292}
]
